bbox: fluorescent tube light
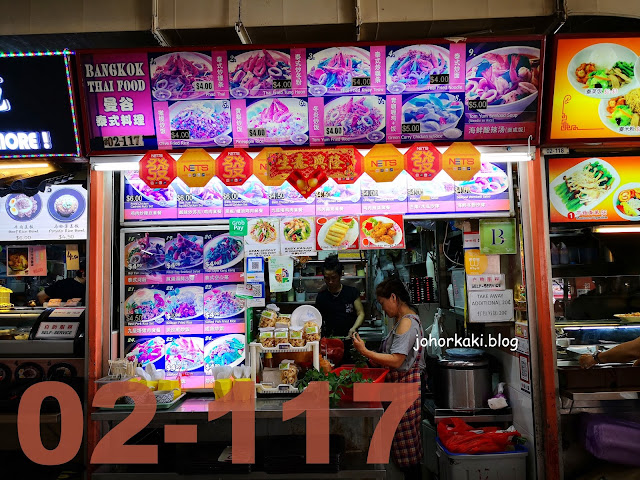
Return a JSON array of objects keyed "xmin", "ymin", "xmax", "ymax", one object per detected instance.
[
  {"xmin": 0, "ymin": 162, "xmax": 50, "ymax": 169},
  {"xmin": 93, "ymin": 162, "xmax": 139, "ymax": 172},
  {"xmin": 593, "ymin": 226, "xmax": 640, "ymax": 234}
]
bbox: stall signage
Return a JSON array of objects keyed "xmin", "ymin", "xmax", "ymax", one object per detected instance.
[
  {"xmin": 287, "ymin": 168, "xmax": 328, "ymax": 198},
  {"xmin": 0, "ymin": 184, "xmax": 88, "ymax": 241},
  {"xmin": 176, "ymin": 148, "xmax": 215, "ymax": 187},
  {"xmin": 267, "ymin": 147, "xmax": 362, "ymax": 184},
  {"xmin": 443, "ymin": 142, "xmax": 481, "ymax": 181},
  {"xmin": 139, "ymin": 151, "xmax": 176, "ymax": 188},
  {"xmin": 549, "ymin": 37, "xmax": 640, "ymax": 143},
  {"xmin": 548, "ymin": 156, "xmax": 640, "ymax": 223},
  {"xmin": 404, "ymin": 143, "xmax": 442, "ymax": 181},
  {"xmin": 468, "ymin": 289, "xmax": 514, "ymax": 323},
  {"xmin": 0, "ymin": 53, "xmax": 80, "ymax": 157},
  {"xmin": 280, "ymin": 216, "xmax": 317, "ymax": 255},
  {"xmin": 364, "ymin": 144, "xmax": 405, "ymax": 182},
  {"xmin": 229, "ymin": 217, "xmax": 248, "ymax": 236},
  {"xmin": 479, "ymin": 218, "xmax": 517, "ymax": 254},
  {"xmin": 78, "ymin": 37, "xmax": 543, "ymax": 155},
  {"xmin": 467, "ymin": 274, "xmax": 505, "ymax": 291},
  {"xmin": 35, "ymin": 321, "xmax": 79, "ymax": 339},
  {"xmin": 464, "ymin": 249, "xmax": 500, "ymax": 275},
  {"xmin": 360, "ymin": 214, "xmax": 405, "ymax": 249},
  {"xmin": 244, "ymin": 218, "xmax": 281, "ymax": 257},
  {"xmin": 316, "ymin": 216, "xmax": 360, "ymax": 251},
  {"xmin": 254, "ymin": 147, "xmax": 286, "ymax": 186},
  {"xmin": 216, "ymin": 148, "xmax": 252, "ymax": 186},
  {"xmin": 6, "ymin": 245, "xmax": 46, "ymax": 276}
]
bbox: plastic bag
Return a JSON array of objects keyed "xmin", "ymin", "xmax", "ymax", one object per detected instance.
[
  {"xmin": 424, "ymin": 308, "xmax": 443, "ymax": 358},
  {"xmin": 304, "ymin": 321, "xmax": 320, "ymax": 342},
  {"xmin": 259, "ymin": 327, "xmax": 275, "ymax": 348},
  {"xmin": 279, "ymin": 360, "xmax": 298, "ymax": 385},
  {"xmin": 437, "ymin": 417, "xmax": 521, "ymax": 454},
  {"xmin": 274, "ymin": 328, "xmax": 289, "ymax": 346},
  {"xmin": 320, "ymin": 337, "xmax": 344, "ymax": 365},
  {"xmin": 289, "ymin": 326, "xmax": 305, "ymax": 347}
]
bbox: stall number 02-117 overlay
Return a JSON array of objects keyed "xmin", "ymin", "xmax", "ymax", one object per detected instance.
[{"xmin": 17, "ymin": 380, "xmax": 419, "ymax": 465}]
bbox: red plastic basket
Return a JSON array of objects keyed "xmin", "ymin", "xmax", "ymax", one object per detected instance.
[{"xmin": 331, "ymin": 365, "xmax": 389, "ymax": 404}]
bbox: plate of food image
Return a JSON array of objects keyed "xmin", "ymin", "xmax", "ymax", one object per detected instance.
[
  {"xmin": 246, "ymin": 219, "xmax": 278, "ymax": 245},
  {"xmin": 125, "ymin": 337, "xmax": 165, "ymax": 366},
  {"xmin": 164, "ymin": 336, "xmax": 204, "ymax": 372},
  {"xmin": 204, "ymin": 334, "xmax": 246, "ymax": 374},
  {"xmin": 6, "ymin": 194, "xmax": 41, "ymax": 221},
  {"xmin": 361, "ymin": 216, "xmax": 403, "ymax": 247},
  {"xmin": 598, "ymin": 89, "xmax": 640, "ymax": 135},
  {"xmin": 204, "ymin": 284, "xmax": 245, "ymax": 319},
  {"xmin": 568, "ymin": 43, "xmax": 638, "ymax": 99},
  {"xmin": 612, "ymin": 183, "xmax": 640, "ymax": 220},
  {"xmin": 282, "ymin": 218, "xmax": 313, "ymax": 243},
  {"xmin": 204, "ymin": 235, "xmax": 244, "ymax": 271},
  {"xmin": 164, "ymin": 234, "xmax": 204, "ymax": 270},
  {"xmin": 549, "ymin": 158, "xmax": 619, "ymax": 218},
  {"xmin": 317, "ymin": 216, "xmax": 359, "ymax": 250},
  {"xmin": 47, "ymin": 188, "xmax": 86, "ymax": 222}
]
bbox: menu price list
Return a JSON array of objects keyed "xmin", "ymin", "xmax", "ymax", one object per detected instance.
[
  {"xmin": 122, "ymin": 228, "xmax": 247, "ymax": 389},
  {"xmin": 82, "ymin": 39, "xmax": 542, "ymax": 152},
  {"xmin": 122, "ymin": 162, "xmax": 510, "ymax": 221}
]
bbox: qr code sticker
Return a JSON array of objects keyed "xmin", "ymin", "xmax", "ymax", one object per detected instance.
[{"xmin": 248, "ymin": 257, "xmax": 263, "ymax": 272}]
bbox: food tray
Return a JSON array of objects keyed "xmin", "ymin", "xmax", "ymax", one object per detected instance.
[
  {"xmin": 256, "ymin": 383, "xmax": 299, "ymax": 394},
  {"xmin": 97, "ymin": 392, "xmax": 187, "ymax": 410},
  {"xmin": 95, "ymin": 375, "xmax": 133, "ymax": 384},
  {"xmin": 614, "ymin": 314, "xmax": 640, "ymax": 323}
]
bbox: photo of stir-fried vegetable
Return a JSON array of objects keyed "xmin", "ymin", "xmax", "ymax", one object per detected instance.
[
  {"xmin": 605, "ymin": 88, "xmax": 640, "ymax": 128},
  {"xmin": 575, "ymin": 61, "xmax": 634, "ymax": 90},
  {"xmin": 283, "ymin": 218, "xmax": 312, "ymax": 243},
  {"xmin": 553, "ymin": 160, "xmax": 615, "ymax": 213},
  {"xmin": 249, "ymin": 219, "xmax": 277, "ymax": 244}
]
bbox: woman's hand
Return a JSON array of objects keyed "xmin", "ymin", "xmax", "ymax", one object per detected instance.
[
  {"xmin": 352, "ymin": 333, "xmax": 368, "ymax": 356},
  {"xmin": 348, "ymin": 327, "xmax": 357, "ymax": 338},
  {"xmin": 579, "ymin": 354, "xmax": 597, "ymax": 369}
]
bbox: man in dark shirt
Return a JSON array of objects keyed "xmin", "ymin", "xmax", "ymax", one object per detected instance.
[
  {"xmin": 37, "ymin": 261, "xmax": 86, "ymax": 304},
  {"xmin": 315, "ymin": 255, "xmax": 365, "ymax": 338}
]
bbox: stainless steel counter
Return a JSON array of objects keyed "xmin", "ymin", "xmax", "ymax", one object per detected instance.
[
  {"xmin": 560, "ymin": 388, "xmax": 640, "ymax": 414},
  {"xmin": 91, "ymin": 396, "xmax": 386, "ymax": 479}
]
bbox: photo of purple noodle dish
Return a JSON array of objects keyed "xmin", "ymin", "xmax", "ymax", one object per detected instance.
[
  {"xmin": 466, "ymin": 47, "xmax": 540, "ymax": 115},
  {"xmin": 151, "ymin": 52, "xmax": 213, "ymax": 101},
  {"xmin": 126, "ymin": 233, "xmax": 165, "ymax": 271},
  {"xmin": 308, "ymin": 47, "xmax": 370, "ymax": 96},
  {"xmin": 126, "ymin": 337, "xmax": 165, "ymax": 366},
  {"xmin": 387, "ymin": 45, "xmax": 449, "ymax": 93},
  {"xmin": 324, "ymin": 96, "xmax": 384, "ymax": 141},
  {"xmin": 165, "ymin": 286, "xmax": 204, "ymax": 321},
  {"xmin": 229, "ymin": 49, "xmax": 291, "ymax": 98},
  {"xmin": 124, "ymin": 288, "xmax": 166, "ymax": 324},
  {"xmin": 165, "ymin": 233, "xmax": 204, "ymax": 270}
]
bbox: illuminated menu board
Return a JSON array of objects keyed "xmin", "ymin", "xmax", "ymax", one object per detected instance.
[{"xmin": 78, "ymin": 37, "xmax": 543, "ymax": 154}]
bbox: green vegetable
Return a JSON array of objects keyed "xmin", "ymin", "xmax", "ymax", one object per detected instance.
[
  {"xmin": 298, "ymin": 368, "xmax": 373, "ymax": 406},
  {"xmin": 613, "ymin": 61, "xmax": 634, "ymax": 78},
  {"xmin": 611, "ymin": 105, "xmax": 634, "ymax": 127},
  {"xmin": 586, "ymin": 70, "xmax": 611, "ymax": 89}
]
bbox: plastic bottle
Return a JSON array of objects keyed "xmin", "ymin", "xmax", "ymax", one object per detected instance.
[
  {"xmin": 550, "ymin": 243, "xmax": 559, "ymax": 265},
  {"xmin": 263, "ymin": 352, "xmax": 274, "ymax": 369},
  {"xmin": 559, "ymin": 242, "xmax": 569, "ymax": 265}
]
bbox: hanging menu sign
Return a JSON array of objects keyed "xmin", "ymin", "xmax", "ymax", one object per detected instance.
[
  {"xmin": 0, "ymin": 185, "xmax": 87, "ymax": 241},
  {"xmin": 78, "ymin": 36, "xmax": 544, "ymax": 155}
]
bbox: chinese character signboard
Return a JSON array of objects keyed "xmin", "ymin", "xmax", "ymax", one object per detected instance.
[
  {"xmin": 0, "ymin": 52, "xmax": 80, "ymax": 158},
  {"xmin": 216, "ymin": 148, "xmax": 252, "ymax": 186},
  {"xmin": 139, "ymin": 151, "xmax": 176, "ymax": 188},
  {"xmin": 405, "ymin": 143, "xmax": 442, "ymax": 181}
]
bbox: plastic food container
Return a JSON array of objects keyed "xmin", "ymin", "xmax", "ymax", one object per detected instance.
[
  {"xmin": 330, "ymin": 366, "xmax": 389, "ymax": 404},
  {"xmin": 436, "ymin": 439, "xmax": 527, "ymax": 480}
]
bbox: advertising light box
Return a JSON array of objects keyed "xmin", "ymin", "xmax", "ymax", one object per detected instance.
[
  {"xmin": 549, "ymin": 36, "xmax": 640, "ymax": 143},
  {"xmin": 0, "ymin": 52, "xmax": 81, "ymax": 158}
]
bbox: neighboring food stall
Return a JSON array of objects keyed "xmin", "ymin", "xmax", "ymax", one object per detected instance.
[
  {"xmin": 0, "ymin": 50, "xmax": 87, "ymax": 466},
  {"xmin": 540, "ymin": 33, "xmax": 640, "ymax": 479},
  {"xmin": 77, "ymin": 37, "xmax": 544, "ymax": 478}
]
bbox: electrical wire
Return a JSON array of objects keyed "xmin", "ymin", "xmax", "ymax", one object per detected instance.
[{"xmin": 443, "ymin": 222, "xmax": 464, "ymax": 267}]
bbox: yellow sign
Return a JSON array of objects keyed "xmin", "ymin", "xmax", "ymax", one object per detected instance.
[
  {"xmin": 464, "ymin": 249, "xmax": 489, "ymax": 275},
  {"xmin": 176, "ymin": 148, "xmax": 215, "ymax": 188},
  {"xmin": 364, "ymin": 144, "xmax": 405, "ymax": 182},
  {"xmin": 65, "ymin": 244, "xmax": 79, "ymax": 270},
  {"xmin": 253, "ymin": 147, "xmax": 286, "ymax": 186},
  {"xmin": 443, "ymin": 142, "xmax": 481, "ymax": 182}
]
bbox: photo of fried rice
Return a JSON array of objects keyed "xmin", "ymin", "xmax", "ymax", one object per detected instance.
[{"xmin": 54, "ymin": 194, "xmax": 79, "ymax": 217}]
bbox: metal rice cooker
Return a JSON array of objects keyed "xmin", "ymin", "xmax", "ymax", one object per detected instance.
[{"xmin": 437, "ymin": 357, "xmax": 490, "ymax": 410}]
